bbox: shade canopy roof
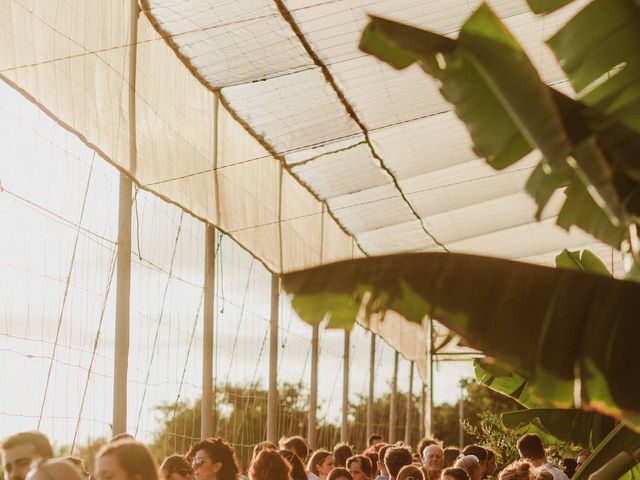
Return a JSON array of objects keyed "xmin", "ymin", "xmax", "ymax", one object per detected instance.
[{"xmin": 0, "ymin": 0, "xmax": 620, "ymax": 377}]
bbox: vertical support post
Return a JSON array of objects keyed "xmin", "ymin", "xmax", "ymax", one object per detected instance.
[
  {"xmin": 267, "ymin": 274, "xmax": 280, "ymax": 443},
  {"xmin": 459, "ymin": 382, "xmax": 465, "ymax": 448},
  {"xmin": 308, "ymin": 323, "xmax": 319, "ymax": 449},
  {"xmin": 201, "ymin": 226, "xmax": 216, "ymax": 438},
  {"xmin": 113, "ymin": 0, "xmax": 139, "ymax": 435},
  {"xmin": 341, "ymin": 329, "xmax": 350, "ymax": 442},
  {"xmin": 113, "ymin": 176, "xmax": 132, "ymax": 435},
  {"xmin": 404, "ymin": 361, "xmax": 414, "ymax": 445},
  {"xmin": 425, "ymin": 319, "xmax": 434, "ymax": 437},
  {"xmin": 419, "ymin": 382, "xmax": 426, "ymax": 439},
  {"xmin": 389, "ymin": 350, "xmax": 399, "ymax": 443},
  {"xmin": 367, "ymin": 331, "xmax": 375, "ymax": 440}
]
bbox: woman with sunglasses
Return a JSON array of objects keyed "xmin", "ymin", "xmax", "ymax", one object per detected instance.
[
  {"xmin": 161, "ymin": 455, "xmax": 194, "ymax": 480},
  {"xmin": 186, "ymin": 438, "xmax": 240, "ymax": 480}
]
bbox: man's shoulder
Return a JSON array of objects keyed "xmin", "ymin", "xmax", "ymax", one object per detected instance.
[{"xmin": 540, "ymin": 463, "xmax": 570, "ymax": 480}]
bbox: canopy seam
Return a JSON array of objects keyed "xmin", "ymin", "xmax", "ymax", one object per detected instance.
[{"xmin": 273, "ymin": 0, "xmax": 449, "ymax": 252}]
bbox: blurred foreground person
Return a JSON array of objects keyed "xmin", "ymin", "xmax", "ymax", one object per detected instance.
[
  {"xmin": 516, "ymin": 435, "xmax": 568, "ymax": 480},
  {"xmin": 26, "ymin": 459, "xmax": 83, "ymax": 480},
  {"xmin": 1, "ymin": 432, "xmax": 54, "ymax": 480},
  {"xmin": 161, "ymin": 455, "xmax": 194, "ymax": 480},
  {"xmin": 186, "ymin": 438, "xmax": 240, "ymax": 480},
  {"xmin": 249, "ymin": 450, "xmax": 292, "ymax": 480},
  {"xmin": 497, "ymin": 461, "xmax": 533, "ymax": 480},
  {"xmin": 96, "ymin": 439, "xmax": 159, "ymax": 480}
]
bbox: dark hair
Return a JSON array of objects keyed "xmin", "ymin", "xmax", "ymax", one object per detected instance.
[
  {"xmin": 187, "ymin": 438, "xmax": 240, "ymax": 480},
  {"xmin": 362, "ymin": 448, "xmax": 379, "ymax": 476},
  {"xmin": 160, "ymin": 455, "xmax": 193, "ymax": 480},
  {"xmin": 535, "ymin": 470, "xmax": 553, "ymax": 480},
  {"xmin": 254, "ymin": 442, "xmax": 278, "ymax": 460},
  {"xmin": 462, "ymin": 446, "xmax": 488, "ymax": 463},
  {"xmin": 377, "ymin": 445, "xmax": 391, "ymax": 467},
  {"xmin": 516, "ymin": 435, "xmax": 545, "ymax": 460},
  {"xmin": 1, "ymin": 431, "xmax": 54, "ymax": 459},
  {"xmin": 417, "ymin": 439, "xmax": 440, "ymax": 461},
  {"xmin": 397, "ymin": 465, "xmax": 425, "ymax": 480},
  {"xmin": 98, "ymin": 439, "xmax": 159, "ymax": 480},
  {"xmin": 249, "ymin": 450, "xmax": 292, "ymax": 480},
  {"xmin": 384, "ymin": 447, "xmax": 413, "ymax": 479},
  {"xmin": 281, "ymin": 437, "xmax": 311, "ymax": 463},
  {"xmin": 442, "ymin": 468, "xmax": 469, "ymax": 480},
  {"xmin": 443, "ymin": 448, "xmax": 460, "ymax": 468},
  {"xmin": 307, "ymin": 450, "xmax": 332, "ymax": 476},
  {"xmin": 327, "ymin": 468, "xmax": 353, "ymax": 480},
  {"xmin": 280, "ymin": 449, "xmax": 308, "ymax": 480},
  {"xmin": 334, "ymin": 444, "xmax": 354, "ymax": 468},
  {"xmin": 346, "ymin": 455, "xmax": 373, "ymax": 479},
  {"xmin": 498, "ymin": 460, "xmax": 533, "ymax": 480},
  {"xmin": 368, "ymin": 435, "xmax": 383, "ymax": 447}
]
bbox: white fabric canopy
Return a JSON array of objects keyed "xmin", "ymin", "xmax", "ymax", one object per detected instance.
[{"xmin": 1, "ymin": 0, "xmax": 624, "ymax": 376}]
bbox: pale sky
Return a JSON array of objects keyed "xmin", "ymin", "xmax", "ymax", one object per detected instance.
[{"xmin": 0, "ymin": 80, "xmax": 473, "ymax": 451}]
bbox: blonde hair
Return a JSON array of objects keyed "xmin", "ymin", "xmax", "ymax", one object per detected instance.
[{"xmin": 498, "ymin": 460, "xmax": 534, "ymax": 480}]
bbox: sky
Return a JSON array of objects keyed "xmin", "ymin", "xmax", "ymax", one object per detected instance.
[{"xmin": 0, "ymin": 79, "xmax": 474, "ymax": 451}]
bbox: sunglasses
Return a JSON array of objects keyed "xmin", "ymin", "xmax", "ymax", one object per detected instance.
[{"xmin": 191, "ymin": 458, "xmax": 209, "ymax": 469}]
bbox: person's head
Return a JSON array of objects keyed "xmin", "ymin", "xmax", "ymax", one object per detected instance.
[
  {"xmin": 65, "ymin": 457, "xmax": 92, "ymax": 480},
  {"xmin": 280, "ymin": 450, "xmax": 307, "ymax": 480},
  {"xmin": 327, "ymin": 468, "xmax": 353, "ymax": 480},
  {"xmin": 534, "ymin": 470, "xmax": 552, "ymax": 480},
  {"xmin": 96, "ymin": 439, "xmax": 159, "ymax": 480},
  {"xmin": 362, "ymin": 449, "xmax": 378, "ymax": 477},
  {"xmin": 497, "ymin": 460, "xmax": 533, "ymax": 480},
  {"xmin": 383, "ymin": 447, "xmax": 413, "ymax": 480},
  {"xmin": 422, "ymin": 445, "xmax": 444, "ymax": 474},
  {"xmin": 26, "ymin": 459, "xmax": 84, "ymax": 480},
  {"xmin": 307, "ymin": 450, "xmax": 334, "ymax": 477},
  {"xmin": 346, "ymin": 455, "xmax": 372, "ymax": 480},
  {"xmin": 461, "ymin": 447, "xmax": 487, "ymax": 477},
  {"xmin": 281, "ymin": 438, "xmax": 311, "ymax": 464},
  {"xmin": 248, "ymin": 450, "xmax": 291, "ymax": 480},
  {"xmin": 441, "ymin": 468, "xmax": 469, "ymax": 480},
  {"xmin": 516, "ymin": 435, "xmax": 545, "ymax": 462},
  {"xmin": 186, "ymin": 438, "xmax": 240, "ymax": 480},
  {"xmin": 396, "ymin": 465, "xmax": 424, "ymax": 480},
  {"xmin": 376, "ymin": 445, "xmax": 391, "ymax": 477},
  {"xmin": 453, "ymin": 456, "xmax": 481, "ymax": 480},
  {"xmin": 253, "ymin": 443, "xmax": 278, "ymax": 461},
  {"xmin": 110, "ymin": 434, "xmax": 135, "ymax": 443},
  {"xmin": 2, "ymin": 431, "xmax": 54, "ymax": 480},
  {"xmin": 443, "ymin": 449, "xmax": 460, "ymax": 469},
  {"xmin": 484, "ymin": 450, "xmax": 495, "ymax": 477},
  {"xmin": 368, "ymin": 436, "xmax": 384, "ymax": 448},
  {"xmin": 417, "ymin": 439, "xmax": 440, "ymax": 462},
  {"xmin": 576, "ymin": 451, "xmax": 590, "ymax": 470},
  {"xmin": 160, "ymin": 455, "xmax": 194, "ymax": 480},
  {"xmin": 334, "ymin": 445, "xmax": 354, "ymax": 468}
]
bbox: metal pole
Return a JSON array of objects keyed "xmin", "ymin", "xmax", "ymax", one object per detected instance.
[
  {"xmin": 341, "ymin": 329, "xmax": 350, "ymax": 442},
  {"xmin": 389, "ymin": 350, "xmax": 399, "ymax": 443},
  {"xmin": 405, "ymin": 361, "xmax": 414, "ymax": 445},
  {"xmin": 308, "ymin": 323, "xmax": 319, "ymax": 449},
  {"xmin": 113, "ymin": 175, "xmax": 132, "ymax": 435},
  {"xmin": 459, "ymin": 382, "xmax": 465, "ymax": 448},
  {"xmin": 267, "ymin": 274, "xmax": 280, "ymax": 443},
  {"xmin": 419, "ymin": 382, "xmax": 426, "ymax": 439},
  {"xmin": 201, "ymin": 226, "xmax": 216, "ymax": 438},
  {"xmin": 425, "ymin": 319, "xmax": 434, "ymax": 436},
  {"xmin": 367, "ymin": 331, "xmax": 375, "ymax": 440},
  {"xmin": 113, "ymin": 0, "xmax": 139, "ymax": 436}
]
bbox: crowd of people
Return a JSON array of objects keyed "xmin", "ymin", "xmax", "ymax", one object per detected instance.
[{"xmin": 0, "ymin": 429, "xmax": 606, "ymax": 480}]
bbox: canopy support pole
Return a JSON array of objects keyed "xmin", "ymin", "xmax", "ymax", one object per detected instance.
[
  {"xmin": 201, "ymin": 226, "xmax": 216, "ymax": 438},
  {"xmin": 405, "ymin": 361, "xmax": 414, "ymax": 445},
  {"xmin": 425, "ymin": 318, "xmax": 434, "ymax": 436},
  {"xmin": 308, "ymin": 323, "xmax": 319, "ymax": 449},
  {"xmin": 267, "ymin": 274, "xmax": 280, "ymax": 443},
  {"xmin": 367, "ymin": 331, "xmax": 375, "ymax": 440},
  {"xmin": 389, "ymin": 350, "xmax": 399, "ymax": 443},
  {"xmin": 341, "ymin": 329, "xmax": 350, "ymax": 442}
]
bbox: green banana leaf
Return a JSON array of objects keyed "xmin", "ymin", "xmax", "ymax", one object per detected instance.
[
  {"xmin": 359, "ymin": 5, "xmax": 640, "ymax": 249},
  {"xmin": 474, "ymin": 358, "xmax": 546, "ymax": 409},
  {"xmin": 501, "ymin": 408, "xmax": 615, "ymax": 449},
  {"xmin": 525, "ymin": 0, "xmax": 575, "ymax": 14},
  {"xmin": 555, "ymin": 248, "xmax": 611, "ymax": 276},
  {"xmin": 281, "ymin": 253, "xmax": 640, "ymax": 430},
  {"xmin": 572, "ymin": 423, "xmax": 640, "ymax": 480}
]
